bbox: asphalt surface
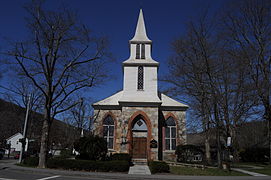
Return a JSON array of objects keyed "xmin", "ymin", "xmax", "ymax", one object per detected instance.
[{"xmin": 0, "ymin": 159, "xmax": 271, "ymax": 180}]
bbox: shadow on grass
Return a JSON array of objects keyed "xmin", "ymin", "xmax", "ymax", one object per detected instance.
[{"xmin": 170, "ymin": 166, "xmax": 248, "ymax": 176}]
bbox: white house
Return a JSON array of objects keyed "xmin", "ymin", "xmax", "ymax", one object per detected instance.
[{"xmin": 5, "ymin": 133, "xmax": 28, "ymax": 154}]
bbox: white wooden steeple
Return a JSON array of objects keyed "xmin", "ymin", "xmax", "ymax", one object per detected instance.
[
  {"xmin": 120, "ymin": 9, "xmax": 161, "ymax": 104},
  {"xmin": 123, "ymin": 9, "xmax": 159, "ymax": 66},
  {"xmin": 130, "ymin": 9, "xmax": 151, "ymax": 43},
  {"xmin": 93, "ymin": 9, "xmax": 188, "ymax": 110}
]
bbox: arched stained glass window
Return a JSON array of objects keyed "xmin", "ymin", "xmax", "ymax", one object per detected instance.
[
  {"xmin": 165, "ymin": 117, "xmax": 176, "ymax": 150},
  {"xmin": 103, "ymin": 115, "xmax": 114, "ymax": 149},
  {"xmin": 137, "ymin": 66, "xmax": 144, "ymax": 90},
  {"xmin": 132, "ymin": 117, "xmax": 147, "ymax": 131}
]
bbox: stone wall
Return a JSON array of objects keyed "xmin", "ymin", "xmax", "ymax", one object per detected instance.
[
  {"xmin": 93, "ymin": 107, "xmax": 187, "ymax": 161},
  {"xmin": 161, "ymin": 110, "xmax": 186, "ymax": 161},
  {"xmin": 93, "ymin": 109, "xmax": 122, "ymax": 153}
]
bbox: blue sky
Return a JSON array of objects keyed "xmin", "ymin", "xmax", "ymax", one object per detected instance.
[{"xmin": 0, "ymin": 0, "xmax": 225, "ymax": 104}]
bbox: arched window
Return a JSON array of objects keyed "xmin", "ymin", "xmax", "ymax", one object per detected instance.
[
  {"xmin": 103, "ymin": 115, "xmax": 114, "ymax": 149},
  {"xmin": 132, "ymin": 116, "xmax": 147, "ymax": 132},
  {"xmin": 165, "ymin": 117, "xmax": 176, "ymax": 150},
  {"xmin": 137, "ymin": 66, "xmax": 144, "ymax": 90}
]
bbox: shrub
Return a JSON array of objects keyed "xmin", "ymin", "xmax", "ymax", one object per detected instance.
[
  {"xmin": 74, "ymin": 135, "xmax": 107, "ymax": 160},
  {"xmin": 239, "ymin": 148, "xmax": 269, "ymax": 162},
  {"xmin": 175, "ymin": 144, "xmax": 203, "ymax": 163},
  {"xmin": 23, "ymin": 157, "xmax": 39, "ymax": 167},
  {"xmin": 106, "ymin": 161, "xmax": 130, "ymax": 172},
  {"xmin": 110, "ymin": 153, "xmax": 131, "ymax": 162},
  {"xmin": 148, "ymin": 161, "xmax": 169, "ymax": 174},
  {"xmin": 58, "ymin": 149, "xmax": 73, "ymax": 159},
  {"xmin": 47, "ymin": 158, "xmax": 129, "ymax": 172}
]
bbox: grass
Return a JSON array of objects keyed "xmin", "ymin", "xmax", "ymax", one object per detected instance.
[
  {"xmin": 234, "ymin": 163, "xmax": 271, "ymax": 176},
  {"xmin": 251, "ymin": 165, "xmax": 271, "ymax": 175},
  {"xmin": 231, "ymin": 162, "xmax": 271, "ymax": 175},
  {"xmin": 16, "ymin": 163, "xmax": 37, "ymax": 168},
  {"xmin": 170, "ymin": 166, "xmax": 248, "ymax": 176}
]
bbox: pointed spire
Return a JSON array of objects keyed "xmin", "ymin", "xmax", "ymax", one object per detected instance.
[{"xmin": 130, "ymin": 9, "xmax": 151, "ymax": 42}]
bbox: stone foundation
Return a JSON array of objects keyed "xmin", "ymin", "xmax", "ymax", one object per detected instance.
[{"xmin": 93, "ymin": 107, "xmax": 186, "ymax": 162}]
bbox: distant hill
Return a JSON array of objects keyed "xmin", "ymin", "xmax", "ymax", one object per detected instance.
[
  {"xmin": 0, "ymin": 99, "xmax": 81, "ymax": 150},
  {"xmin": 187, "ymin": 120, "xmax": 268, "ymax": 149}
]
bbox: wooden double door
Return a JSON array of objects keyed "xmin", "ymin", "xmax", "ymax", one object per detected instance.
[{"xmin": 132, "ymin": 137, "xmax": 147, "ymax": 158}]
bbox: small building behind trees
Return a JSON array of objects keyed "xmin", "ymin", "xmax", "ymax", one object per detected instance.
[
  {"xmin": 5, "ymin": 133, "xmax": 28, "ymax": 154},
  {"xmin": 0, "ymin": 99, "xmax": 80, "ymax": 156}
]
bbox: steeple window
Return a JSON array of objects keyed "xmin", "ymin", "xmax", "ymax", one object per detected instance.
[
  {"xmin": 135, "ymin": 44, "xmax": 146, "ymax": 59},
  {"xmin": 141, "ymin": 44, "xmax": 145, "ymax": 59},
  {"xmin": 136, "ymin": 44, "xmax": 140, "ymax": 59},
  {"xmin": 137, "ymin": 66, "xmax": 144, "ymax": 90}
]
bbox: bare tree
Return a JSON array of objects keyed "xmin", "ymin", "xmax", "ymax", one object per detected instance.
[
  {"xmin": 222, "ymin": 0, "xmax": 271, "ymax": 163},
  {"xmin": 163, "ymin": 9, "xmax": 256, "ymax": 167},
  {"xmin": 164, "ymin": 13, "xmax": 222, "ymax": 165},
  {"xmin": 70, "ymin": 98, "xmax": 89, "ymax": 130},
  {"xmin": 5, "ymin": 1, "xmax": 110, "ymax": 168},
  {"xmin": 65, "ymin": 97, "xmax": 93, "ymax": 136},
  {"xmin": 1, "ymin": 78, "xmax": 43, "ymax": 112}
]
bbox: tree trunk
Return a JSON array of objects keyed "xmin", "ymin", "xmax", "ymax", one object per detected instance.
[
  {"xmin": 261, "ymin": 99, "xmax": 271, "ymax": 164},
  {"xmin": 216, "ymin": 129, "xmax": 222, "ymax": 168},
  {"xmin": 230, "ymin": 126, "xmax": 239, "ymax": 162},
  {"xmin": 38, "ymin": 111, "xmax": 50, "ymax": 168},
  {"xmin": 266, "ymin": 105, "xmax": 271, "ymax": 164},
  {"xmin": 205, "ymin": 135, "xmax": 211, "ymax": 165},
  {"xmin": 269, "ymin": 120, "xmax": 271, "ymax": 164},
  {"xmin": 214, "ymin": 103, "xmax": 222, "ymax": 168}
]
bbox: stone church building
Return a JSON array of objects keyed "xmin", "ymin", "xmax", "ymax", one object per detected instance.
[{"xmin": 92, "ymin": 9, "xmax": 188, "ymax": 161}]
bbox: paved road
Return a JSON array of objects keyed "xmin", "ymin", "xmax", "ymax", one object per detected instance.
[{"xmin": 0, "ymin": 159, "xmax": 270, "ymax": 180}]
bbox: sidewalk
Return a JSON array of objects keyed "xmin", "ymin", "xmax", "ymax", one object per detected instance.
[
  {"xmin": 128, "ymin": 165, "xmax": 151, "ymax": 175},
  {"xmin": 232, "ymin": 168, "xmax": 268, "ymax": 177}
]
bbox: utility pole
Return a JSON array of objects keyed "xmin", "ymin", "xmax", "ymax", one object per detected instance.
[{"xmin": 19, "ymin": 95, "xmax": 31, "ymax": 163}]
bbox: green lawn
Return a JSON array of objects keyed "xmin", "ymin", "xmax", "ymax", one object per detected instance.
[
  {"xmin": 231, "ymin": 162, "xmax": 271, "ymax": 176},
  {"xmin": 170, "ymin": 166, "xmax": 248, "ymax": 176},
  {"xmin": 244, "ymin": 165, "xmax": 271, "ymax": 176},
  {"xmin": 16, "ymin": 163, "xmax": 36, "ymax": 168}
]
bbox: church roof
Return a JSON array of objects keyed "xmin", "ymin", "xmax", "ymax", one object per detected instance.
[
  {"xmin": 160, "ymin": 93, "xmax": 188, "ymax": 108},
  {"xmin": 130, "ymin": 9, "xmax": 152, "ymax": 43},
  {"xmin": 92, "ymin": 91, "xmax": 188, "ymax": 109},
  {"xmin": 92, "ymin": 91, "xmax": 123, "ymax": 106}
]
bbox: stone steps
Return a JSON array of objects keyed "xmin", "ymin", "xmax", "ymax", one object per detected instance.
[
  {"xmin": 128, "ymin": 165, "xmax": 151, "ymax": 175},
  {"xmin": 132, "ymin": 158, "xmax": 148, "ymax": 165}
]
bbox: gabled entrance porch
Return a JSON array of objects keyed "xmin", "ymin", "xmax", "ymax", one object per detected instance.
[{"xmin": 127, "ymin": 111, "xmax": 152, "ymax": 161}]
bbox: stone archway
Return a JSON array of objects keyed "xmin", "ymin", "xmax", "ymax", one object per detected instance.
[{"xmin": 127, "ymin": 111, "xmax": 152, "ymax": 160}]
